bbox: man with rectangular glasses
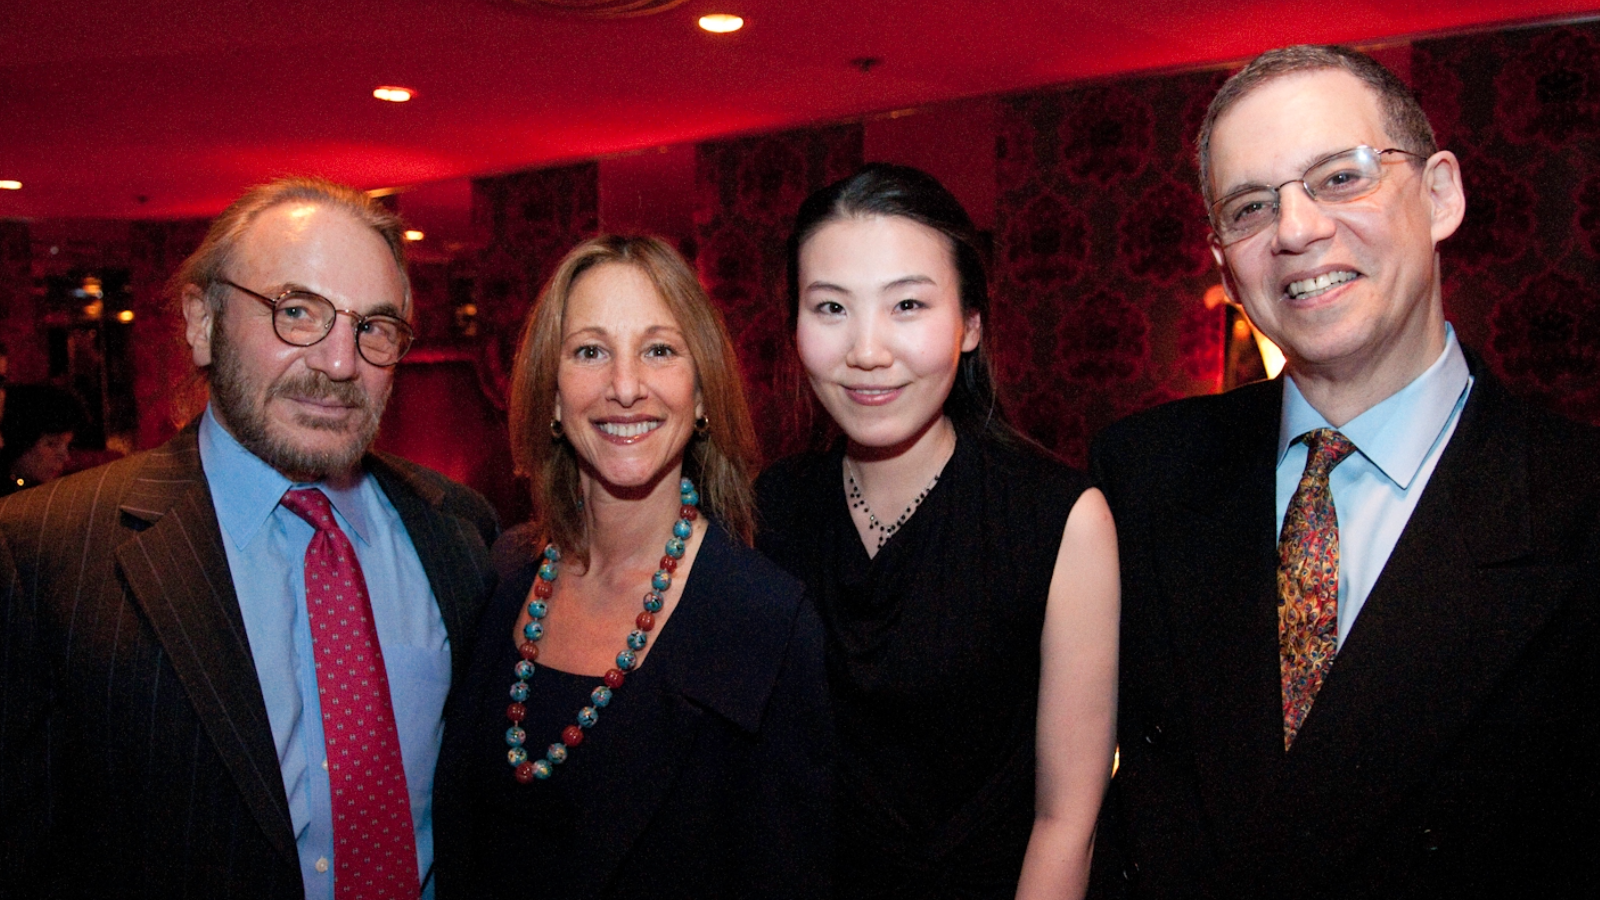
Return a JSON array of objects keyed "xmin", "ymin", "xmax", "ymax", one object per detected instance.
[
  {"xmin": 0, "ymin": 176, "xmax": 500, "ymax": 899},
  {"xmin": 1091, "ymin": 45, "xmax": 1600, "ymax": 898}
]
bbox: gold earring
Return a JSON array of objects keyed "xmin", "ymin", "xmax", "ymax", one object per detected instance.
[
  {"xmin": 694, "ymin": 415, "xmax": 710, "ymax": 435},
  {"xmin": 550, "ymin": 419, "xmax": 564, "ymax": 439}
]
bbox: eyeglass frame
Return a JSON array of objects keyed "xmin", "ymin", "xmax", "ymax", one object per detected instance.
[
  {"xmin": 214, "ymin": 278, "xmax": 415, "ymax": 367},
  {"xmin": 1207, "ymin": 145, "xmax": 1428, "ymax": 247}
]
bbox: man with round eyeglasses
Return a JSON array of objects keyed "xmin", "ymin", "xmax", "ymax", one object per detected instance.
[
  {"xmin": 213, "ymin": 278, "xmax": 415, "ymax": 368},
  {"xmin": 0, "ymin": 176, "xmax": 500, "ymax": 899},
  {"xmin": 1091, "ymin": 45, "xmax": 1600, "ymax": 899}
]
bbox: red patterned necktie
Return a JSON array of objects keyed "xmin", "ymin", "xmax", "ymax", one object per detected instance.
[
  {"xmin": 1278, "ymin": 428, "xmax": 1357, "ymax": 750},
  {"xmin": 281, "ymin": 488, "xmax": 419, "ymax": 899}
]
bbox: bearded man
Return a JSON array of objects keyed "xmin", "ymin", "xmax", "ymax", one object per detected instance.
[{"xmin": 0, "ymin": 177, "xmax": 500, "ymax": 900}]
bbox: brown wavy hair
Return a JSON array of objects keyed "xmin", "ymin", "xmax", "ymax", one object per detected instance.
[{"xmin": 508, "ymin": 235, "xmax": 760, "ymax": 565}]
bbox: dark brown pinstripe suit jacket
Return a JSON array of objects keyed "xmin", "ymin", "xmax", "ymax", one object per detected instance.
[{"xmin": 0, "ymin": 423, "xmax": 499, "ymax": 900}]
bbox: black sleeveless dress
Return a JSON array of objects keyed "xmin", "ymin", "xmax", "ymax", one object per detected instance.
[{"xmin": 755, "ymin": 428, "xmax": 1089, "ymax": 899}]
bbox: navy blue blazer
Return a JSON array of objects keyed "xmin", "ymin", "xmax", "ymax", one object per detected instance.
[
  {"xmin": 1088, "ymin": 355, "xmax": 1600, "ymax": 899},
  {"xmin": 434, "ymin": 521, "xmax": 834, "ymax": 900}
]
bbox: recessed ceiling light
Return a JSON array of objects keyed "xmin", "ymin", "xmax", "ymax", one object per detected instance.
[
  {"xmin": 404, "ymin": 230, "xmax": 425, "ymax": 242},
  {"xmin": 698, "ymin": 13, "xmax": 743, "ymax": 33},
  {"xmin": 373, "ymin": 86, "xmax": 415, "ymax": 103},
  {"xmin": 116, "ymin": 310, "xmax": 136, "ymax": 324},
  {"xmin": 0, "ymin": 180, "xmax": 21, "ymax": 190}
]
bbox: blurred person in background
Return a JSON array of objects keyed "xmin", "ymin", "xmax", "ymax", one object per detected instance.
[{"xmin": 0, "ymin": 383, "xmax": 87, "ymax": 496}]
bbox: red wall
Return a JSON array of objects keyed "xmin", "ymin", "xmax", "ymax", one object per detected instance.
[{"xmin": 3, "ymin": 20, "xmax": 1597, "ymax": 519}]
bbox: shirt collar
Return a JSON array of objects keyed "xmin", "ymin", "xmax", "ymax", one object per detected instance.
[
  {"xmin": 198, "ymin": 405, "xmax": 375, "ymax": 548},
  {"xmin": 1277, "ymin": 324, "xmax": 1473, "ymax": 489}
]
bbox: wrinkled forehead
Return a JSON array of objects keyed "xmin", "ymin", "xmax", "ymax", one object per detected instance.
[{"xmin": 235, "ymin": 203, "xmax": 410, "ymax": 316}]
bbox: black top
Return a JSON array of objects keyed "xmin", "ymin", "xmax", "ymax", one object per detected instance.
[
  {"xmin": 435, "ymin": 521, "xmax": 834, "ymax": 900},
  {"xmin": 460, "ymin": 659, "xmax": 597, "ymax": 898},
  {"xmin": 756, "ymin": 429, "xmax": 1089, "ymax": 899}
]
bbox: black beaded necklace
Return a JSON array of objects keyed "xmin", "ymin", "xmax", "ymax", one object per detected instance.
[{"xmin": 845, "ymin": 458, "xmax": 940, "ymax": 550}]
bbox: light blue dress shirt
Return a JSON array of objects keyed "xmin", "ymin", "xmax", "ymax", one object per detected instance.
[
  {"xmin": 199, "ymin": 407, "xmax": 449, "ymax": 899},
  {"xmin": 1276, "ymin": 325, "xmax": 1473, "ymax": 646}
]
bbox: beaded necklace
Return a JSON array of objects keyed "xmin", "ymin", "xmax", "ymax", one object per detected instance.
[
  {"xmin": 504, "ymin": 477, "xmax": 699, "ymax": 783},
  {"xmin": 845, "ymin": 458, "xmax": 939, "ymax": 550}
]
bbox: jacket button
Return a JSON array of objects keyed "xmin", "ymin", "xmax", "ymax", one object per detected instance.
[
  {"xmin": 1143, "ymin": 723, "xmax": 1164, "ymax": 747},
  {"xmin": 1122, "ymin": 860, "xmax": 1141, "ymax": 883}
]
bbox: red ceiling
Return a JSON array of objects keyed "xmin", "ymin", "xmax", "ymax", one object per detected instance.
[{"xmin": 2, "ymin": 0, "xmax": 1596, "ymax": 221}]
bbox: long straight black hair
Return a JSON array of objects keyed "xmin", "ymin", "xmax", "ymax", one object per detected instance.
[{"xmin": 786, "ymin": 163, "xmax": 1019, "ymax": 444}]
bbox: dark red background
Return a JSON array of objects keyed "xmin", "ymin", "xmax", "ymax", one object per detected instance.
[{"xmin": 2, "ymin": 21, "xmax": 1595, "ymax": 522}]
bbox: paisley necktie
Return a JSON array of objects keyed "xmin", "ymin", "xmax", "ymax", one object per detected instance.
[{"xmin": 1278, "ymin": 429, "xmax": 1357, "ymax": 749}]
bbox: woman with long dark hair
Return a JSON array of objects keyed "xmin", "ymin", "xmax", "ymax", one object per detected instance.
[{"xmin": 757, "ymin": 164, "xmax": 1118, "ymax": 899}]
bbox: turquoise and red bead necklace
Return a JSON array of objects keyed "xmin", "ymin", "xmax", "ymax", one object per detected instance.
[{"xmin": 504, "ymin": 477, "xmax": 700, "ymax": 783}]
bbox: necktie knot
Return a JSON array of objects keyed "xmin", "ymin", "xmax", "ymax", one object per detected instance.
[
  {"xmin": 281, "ymin": 487, "xmax": 337, "ymax": 532},
  {"xmin": 1300, "ymin": 428, "xmax": 1356, "ymax": 478}
]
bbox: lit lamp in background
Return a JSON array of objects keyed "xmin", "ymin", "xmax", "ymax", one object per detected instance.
[
  {"xmin": 1205, "ymin": 283, "xmax": 1285, "ymax": 390},
  {"xmin": 78, "ymin": 277, "xmax": 105, "ymax": 321},
  {"xmin": 698, "ymin": 13, "xmax": 743, "ymax": 33},
  {"xmin": 454, "ymin": 301, "xmax": 479, "ymax": 339},
  {"xmin": 373, "ymin": 86, "xmax": 414, "ymax": 103},
  {"xmin": 1245, "ymin": 319, "xmax": 1285, "ymax": 379}
]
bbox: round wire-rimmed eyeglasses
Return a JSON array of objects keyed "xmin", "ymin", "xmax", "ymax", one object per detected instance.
[{"xmin": 215, "ymin": 278, "xmax": 415, "ymax": 367}]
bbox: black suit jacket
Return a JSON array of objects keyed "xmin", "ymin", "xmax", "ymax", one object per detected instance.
[
  {"xmin": 0, "ymin": 425, "xmax": 499, "ymax": 899},
  {"xmin": 434, "ymin": 522, "xmax": 834, "ymax": 900},
  {"xmin": 1089, "ymin": 358, "xmax": 1600, "ymax": 899}
]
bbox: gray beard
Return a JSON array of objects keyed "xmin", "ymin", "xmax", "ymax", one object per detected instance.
[{"xmin": 207, "ymin": 318, "xmax": 387, "ymax": 481}]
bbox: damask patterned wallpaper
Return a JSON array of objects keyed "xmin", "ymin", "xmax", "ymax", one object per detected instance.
[
  {"xmin": 372, "ymin": 162, "xmax": 601, "ymax": 519},
  {"xmin": 693, "ymin": 125, "xmax": 864, "ymax": 462},
  {"xmin": 469, "ymin": 162, "xmax": 601, "ymax": 406},
  {"xmin": 991, "ymin": 70, "xmax": 1230, "ymax": 467},
  {"xmin": 1, "ymin": 19, "xmax": 1594, "ymax": 499},
  {"xmin": 686, "ymin": 21, "xmax": 1600, "ymax": 470},
  {"xmin": 1414, "ymin": 22, "xmax": 1600, "ymax": 425}
]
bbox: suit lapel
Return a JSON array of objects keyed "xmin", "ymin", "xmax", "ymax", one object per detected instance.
[
  {"xmin": 113, "ymin": 432, "xmax": 297, "ymax": 870},
  {"xmin": 1156, "ymin": 382, "xmax": 1289, "ymax": 842},
  {"xmin": 1264, "ymin": 368, "xmax": 1570, "ymax": 878},
  {"xmin": 574, "ymin": 526, "xmax": 780, "ymax": 898}
]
